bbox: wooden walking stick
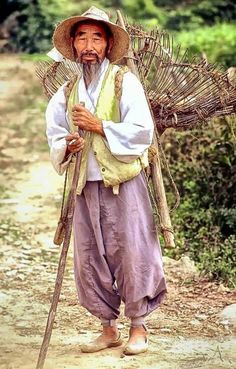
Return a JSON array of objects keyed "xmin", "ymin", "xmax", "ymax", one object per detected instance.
[
  {"xmin": 36, "ymin": 107, "xmax": 84, "ymax": 369},
  {"xmin": 116, "ymin": 10, "xmax": 175, "ymax": 248}
]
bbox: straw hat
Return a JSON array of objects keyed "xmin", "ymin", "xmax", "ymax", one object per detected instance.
[{"xmin": 53, "ymin": 6, "xmax": 130, "ymax": 63}]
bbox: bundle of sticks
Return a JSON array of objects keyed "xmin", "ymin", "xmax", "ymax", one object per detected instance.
[
  {"xmin": 127, "ymin": 24, "xmax": 236, "ymax": 132},
  {"xmin": 36, "ymin": 22, "xmax": 236, "ymax": 133}
]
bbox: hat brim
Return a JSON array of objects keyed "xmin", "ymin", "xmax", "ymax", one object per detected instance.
[{"xmin": 53, "ymin": 15, "xmax": 130, "ymax": 63}]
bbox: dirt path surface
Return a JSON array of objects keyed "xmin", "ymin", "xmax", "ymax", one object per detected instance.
[{"xmin": 0, "ymin": 55, "xmax": 235, "ymax": 369}]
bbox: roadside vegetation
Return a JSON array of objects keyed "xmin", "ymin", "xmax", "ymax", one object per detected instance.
[{"xmin": 164, "ymin": 119, "xmax": 236, "ymax": 288}]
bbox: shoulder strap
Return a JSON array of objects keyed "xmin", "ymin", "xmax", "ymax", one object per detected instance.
[
  {"xmin": 114, "ymin": 65, "xmax": 130, "ymax": 100},
  {"xmin": 63, "ymin": 65, "xmax": 130, "ymax": 108}
]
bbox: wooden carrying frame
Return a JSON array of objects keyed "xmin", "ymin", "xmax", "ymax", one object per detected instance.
[{"xmin": 116, "ymin": 10, "xmax": 175, "ymax": 248}]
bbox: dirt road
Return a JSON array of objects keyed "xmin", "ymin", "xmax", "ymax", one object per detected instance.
[{"xmin": 0, "ymin": 55, "xmax": 235, "ymax": 369}]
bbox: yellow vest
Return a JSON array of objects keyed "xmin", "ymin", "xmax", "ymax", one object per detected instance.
[{"xmin": 67, "ymin": 64, "xmax": 149, "ymax": 195}]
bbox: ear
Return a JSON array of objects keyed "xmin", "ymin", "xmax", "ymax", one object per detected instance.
[
  {"xmin": 70, "ymin": 37, "xmax": 77, "ymax": 60},
  {"xmin": 107, "ymin": 37, "xmax": 114, "ymax": 54},
  {"xmin": 70, "ymin": 36, "xmax": 75, "ymax": 48}
]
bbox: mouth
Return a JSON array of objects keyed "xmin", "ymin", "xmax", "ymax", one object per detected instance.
[{"xmin": 80, "ymin": 53, "xmax": 99, "ymax": 63}]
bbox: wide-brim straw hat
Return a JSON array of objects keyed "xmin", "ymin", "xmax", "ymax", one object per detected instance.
[{"xmin": 53, "ymin": 6, "xmax": 130, "ymax": 63}]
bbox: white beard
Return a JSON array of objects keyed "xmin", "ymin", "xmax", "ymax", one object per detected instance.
[{"xmin": 82, "ymin": 62, "xmax": 102, "ymax": 88}]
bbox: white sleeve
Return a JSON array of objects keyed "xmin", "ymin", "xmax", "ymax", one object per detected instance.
[
  {"xmin": 45, "ymin": 84, "xmax": 72, "ymax": 175},
  {"xmin": 102, "ymin": 71, "xmax": 153, "ymax": 163}
]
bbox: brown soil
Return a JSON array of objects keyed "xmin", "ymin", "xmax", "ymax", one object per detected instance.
[{"xmin": 0, "ymin": 55, "xmax": 235, "ymax": 369}]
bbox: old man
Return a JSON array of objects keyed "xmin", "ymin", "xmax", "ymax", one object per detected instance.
[{"xmin": 46, "ymin": 6, "xmax": 166, "ymax": 355}]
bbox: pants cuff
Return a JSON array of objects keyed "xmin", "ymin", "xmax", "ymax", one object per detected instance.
[
  {"xmin": 130, "ymin": 316, "xmax": 146, "ymax": 327},
  {"xmin": 100, "ymin": 319, "xmax": 117, "ymax": 327}
]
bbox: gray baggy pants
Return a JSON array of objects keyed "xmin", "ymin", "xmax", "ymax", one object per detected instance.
[{"xmin": 73, "ymin": 172, "xmax": 167, "ymax": 320}]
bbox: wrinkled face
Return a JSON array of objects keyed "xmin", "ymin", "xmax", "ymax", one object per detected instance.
[{"xmin": 72, "ymin": 22, "xmax": 111, "ymax": 64}]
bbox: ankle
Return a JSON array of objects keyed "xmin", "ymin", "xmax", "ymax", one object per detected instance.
[
  {"xmin": 103, "ymin": 325, "xmax": 118, "ymax": 333},
  {"xmin": 101, "ymin": 326, "xmax": 119, "ymax": 340},
  {"xmin": 129, "ymin": 325, "xmax": 148, "ymax": 338}
]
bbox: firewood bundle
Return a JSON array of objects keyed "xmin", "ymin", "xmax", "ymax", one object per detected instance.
[
  {"xmin": 126, "ymin": 24, "xmax": 236, "ymax": 132},
  {"xmin": 36, "ymin": 22, "xmax": 236, "ymax": 133}
]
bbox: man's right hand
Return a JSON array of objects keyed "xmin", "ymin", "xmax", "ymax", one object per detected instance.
[{"xmin": 65, "ymin": 132, "xmax": 85, "ymax": 154}]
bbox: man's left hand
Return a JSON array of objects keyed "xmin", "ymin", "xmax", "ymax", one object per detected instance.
[{"xmin": 72, "ymin": 104, "xmax": 105, "ymax": 136}]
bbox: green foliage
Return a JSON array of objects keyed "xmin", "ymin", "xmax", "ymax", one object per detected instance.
[
  {"xmin": 6, "ymin": 0, "xmax": 55, "ymax": 53},
  {"xmin": 176, "ymin": 23, "xmax": 236, "ymax": 68},
  {"xmin": 2, "ymin": 0, "xmax": 236, "ymax": 68},
  {"xmin": 3, "ymin": 0, "xmax": 81, "ymax": 53},
  {"xmin": 164, "ymin": 119, "xmax": 236, "ymax": 287},
  {"xmin": 163, "ymin": 0, "xmax": 236, "ymax": 30},
  {"xmin": 121, "ymin": 0, "xmax": 163, "ymax": 22}
]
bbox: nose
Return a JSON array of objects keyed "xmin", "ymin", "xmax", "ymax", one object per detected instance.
[{"xmin": 85, "ymin": 38, "xmax": 93, "ymax": 51}]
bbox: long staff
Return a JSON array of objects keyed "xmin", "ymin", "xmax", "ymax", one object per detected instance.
[
  {"xmin": 36, "ymin": 120, "xmax": 84, "ymax": 369},
  {"xmin": 117, "ymin": 10, "xmax": 175, "ymax": 248}
]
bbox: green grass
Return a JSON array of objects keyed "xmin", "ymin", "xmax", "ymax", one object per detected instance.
[
  {"xmin": 176, "ymin": 22, "xmax": 236, "ymax": 68},
  {"xmin": 20, "ymin": 53, "xmax": 51, "ymax": 62},
  {"xmin": 0, "ymin": 185, "xmax": 9, "ymax": 200}
]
